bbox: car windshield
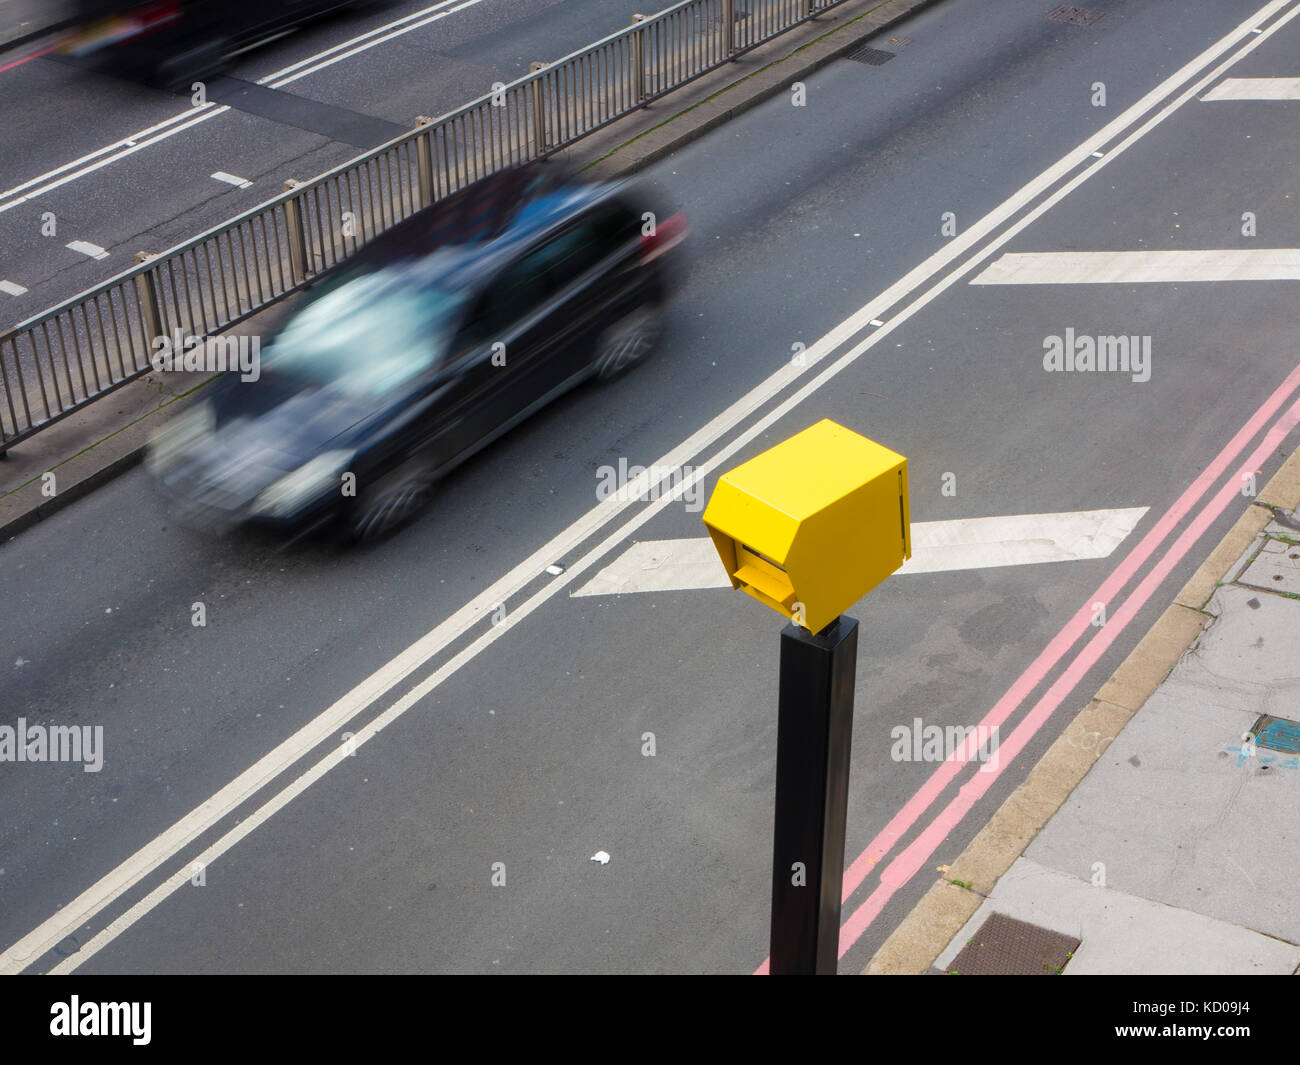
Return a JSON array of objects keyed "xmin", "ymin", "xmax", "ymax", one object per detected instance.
[{"xmin": 263, "ymin": 267, "xmax": 465, "ymax": 397}]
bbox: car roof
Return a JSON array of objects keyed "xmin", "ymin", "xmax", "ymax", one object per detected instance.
[{"xmin": 336, "ymin": 162, "xmax": 624, "ymax": 292}]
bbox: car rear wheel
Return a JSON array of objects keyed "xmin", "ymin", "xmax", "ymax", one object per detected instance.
[
  {"xmin": 345, "ymin": 456, "xmax": 438, "ymax": 542},
  {"xmin": 592, "ymin": 304, "xmax": 661, "ymax": 381}
]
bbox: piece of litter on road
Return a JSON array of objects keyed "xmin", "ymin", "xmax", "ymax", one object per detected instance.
[
  {"xmin": 545, "ymin": 563, "xmax": 565, "ymax": 575},
  {"xmin": 591, "ymin": 850, "xmax": 611, "ymax": 865}
]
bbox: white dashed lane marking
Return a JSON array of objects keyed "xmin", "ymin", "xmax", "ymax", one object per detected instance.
[
  {"xmin": 211, "ymin": 172, "xmax": 253, "ymax": 189},
  {"xmin": 65, "ymin": 240, "xmax": 109, "ymax": 260}
]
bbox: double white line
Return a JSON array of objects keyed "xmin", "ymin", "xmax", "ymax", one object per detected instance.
[
  {"xmin": 4, "ymin": 0, "xmax": 1298, "ymax": 975},
  {"xmin": 0, "ymin": 0, "xmax": 488, "ymax": 212}
]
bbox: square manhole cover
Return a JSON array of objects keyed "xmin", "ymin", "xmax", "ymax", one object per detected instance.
[
  {"xmin": 845, "ymin": 45, "xmax": 897, "ymax": 66},
  {"xmin": 1251, "ymin": 715, "xmax": 1300, "ymax": 753},
  {"xmin": 947, "ymin": 913, "xmax": 1080, "ymax": 975},
  {"xmin": 1048, "ymin": 5, "xmax": 1105, "ymax": 26},
  {"xmin": 1238, "ymin": 538, "xmax": 1300, "ymax": 595}
]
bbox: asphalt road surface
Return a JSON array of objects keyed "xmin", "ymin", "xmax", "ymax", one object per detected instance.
[
  {"xmin": 0, "ymin": 0, "xmax": 637, "ymax": 326},
  {"xmin": 2, "ymin": 0, "xmax": 1299, "ymax": 974}
]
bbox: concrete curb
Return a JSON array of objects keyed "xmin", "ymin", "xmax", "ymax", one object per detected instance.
[
  {"xmin": 0, "ymin": 0, "xmax": 937, "ymax": 544},
  {"xmin": 862, "ymin": 443, "xmax": 1300, "ymax": 975}
]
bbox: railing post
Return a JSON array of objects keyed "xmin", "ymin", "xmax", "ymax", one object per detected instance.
[
  {"xmin": 282, "ymin": 179, "xmax": 311, "ymax": 285},
  {"xmin": 414, "ymin": 115, "xmax": 437, "ymax": 208},
  {"xmin": 632, "ymin": 15, "xmax": 647, "ymax": 106},
  {"xmin": 722, "ymin": 0, "xmax": 734, "ymax": 58},
  {"xmin": 529, "ymin": 62, "xmax": 548, "ymax": 151},
  {"xmin": 133, "ymin": 251, "xmax": 164, "ymax": 349},
  {"xmin": 806, "ymin": 0, "xmax": 817, "ymax": 17}
]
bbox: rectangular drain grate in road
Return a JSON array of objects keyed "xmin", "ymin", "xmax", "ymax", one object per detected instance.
[
  {"xmin": 1048, "ymin": 5, "xmax": 1105, "ymax": 25},
  {"xmin": 1251, "ymin": 715, "xmax": 1300, "ymax": 753},
  {"xmin": 845, "ymin": 45, "xmax": 897, "ymax": 66},
  {"xmin": 947, "ymin": 913, "xmax": 1080, "ymax": 975}
]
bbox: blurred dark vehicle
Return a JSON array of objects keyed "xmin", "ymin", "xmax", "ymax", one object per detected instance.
[
  {"xmin": 147, "ymin": 164, "xmax": 688, "ymax": 542},
  {"xmin": 62, "ymin": 0, "xmax": 382, "ymax": 84}
]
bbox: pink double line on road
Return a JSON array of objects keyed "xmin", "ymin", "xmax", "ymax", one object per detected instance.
[
  {"xmin": 835, "ymin": 387, "xmax": 1300, "ymax": 960},
  {"xmin": 844, "ymin": 363, "xmax": 1300, "ymax": 900},
  {"xmin": 754, "ymin": 361, "xmax": 1300, "ymax": 973}
]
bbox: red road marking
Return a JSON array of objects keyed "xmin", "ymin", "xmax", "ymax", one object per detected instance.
[
  {"xmin": 0, "ymin": 38, "xmax": 70, "ymax": 75},
  {"xmin": 836, "ymin": 390, "xmax": 1300, "ymax": 959},
  {"xmin": 755, "ymin": 362, "xmax": 1300, "ymax": 973}
]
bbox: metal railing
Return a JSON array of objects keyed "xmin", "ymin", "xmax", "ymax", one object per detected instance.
[{"xmin": 0, "ymin": 0, "xmax": 853, "ymax": 453}]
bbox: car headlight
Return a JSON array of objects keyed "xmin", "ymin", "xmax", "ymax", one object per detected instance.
[
  {"xmin": 250, "ymin": 450, "xmax": 354, "ymax": 519},
  {"xmin": 146, "ymin": 400, "xmax": 215, "ymax": 475}
]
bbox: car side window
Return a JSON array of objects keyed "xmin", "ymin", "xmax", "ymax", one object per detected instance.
[
  {"xmin": 537, "ymin": 210, "xmax": 629, "ymax": 294},
  {"xmin": 456, "ymin": 207, "xmax": 633, "ymax": 350},
  {"xmin": 461, "ymin": 248, "xmax": 551, "ymax": 348}
]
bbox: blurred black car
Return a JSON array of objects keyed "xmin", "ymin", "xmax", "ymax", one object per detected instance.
[
  {"xmin": 62, "ymin": 0, "xmax": 381, "ymax": 85},
  {"xmin": 147, "ymin": 164, "xmax": 687, "ymax": 542}
]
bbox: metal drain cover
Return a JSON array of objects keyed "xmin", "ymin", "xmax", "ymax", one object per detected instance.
[
  {"xmin": 1048, "ymin": 5, "xmax": 1105, "ymax": 26},
  {"xmin": 1251, "ymin": 715, "xmax": 1300, "ymax": 753},
  {"xmin": 845, "ymin": 45, "xmax": 897, "ymax": 66},
  {"xmin": 1238, "ymin": 537, "xmax": 1300, "ymax": 595},
  {"xmin": 947, "ymin": 913, "xmax": 1080, "ymax": 975}
]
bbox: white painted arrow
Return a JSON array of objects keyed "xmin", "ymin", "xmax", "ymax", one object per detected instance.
[
  {"xmin": 572, "ymin": 507, "xmax": 1148, "ymax": 597},
  {"xmin": 1202, "ymin": 77, "xmax": 1300, "ymax": 101},
  {"xmin": 970, "ymin": 249, "xmax": 1300, "ymax": 285}
]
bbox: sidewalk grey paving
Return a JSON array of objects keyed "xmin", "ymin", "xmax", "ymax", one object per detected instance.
[{"xmin": 929, "ymin": 520, "xmax": 1300, "ymax": 976}]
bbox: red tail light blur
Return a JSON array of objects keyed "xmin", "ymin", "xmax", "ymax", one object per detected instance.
[{"xmin": 639, "ymin": 211, "xmax": 688, "ymax": 264}]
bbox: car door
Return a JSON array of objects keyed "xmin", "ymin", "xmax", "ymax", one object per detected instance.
[
  {"xmin": 502, "ymin": 206, "xmax": 641, "ymax": 398},
  {"xmin": 520, "ymin": 204, "xmax": 647, "ymax": 392},
  {"xmin": 456, "ymin": 241, "xmax": 569, "ymax": 433},
  {"xmin": 414, "ymin": 246, "xmax": 555, "ymax": 470}
]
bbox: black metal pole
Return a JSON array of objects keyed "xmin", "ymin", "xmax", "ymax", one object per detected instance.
[{"xmin": 769, "ymin": 615, "xmax": 858, "ymax": 975}]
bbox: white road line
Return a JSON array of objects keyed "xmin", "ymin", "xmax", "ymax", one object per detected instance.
[
  {"xmin": 265, "ymin": 0, "xmax": 485, "ymax": 89},
  {"xmin": 0, "ymin": 0, "xmax": 486, "ymax": 213},
  {"xmin": 0, "ymin": 280, "xmax": 28, "ymax": 296},
  {"xmin": 5, "ymin": 0, "xmax": 1294, "ymax": 976},
  {"xmin": 1203, "ymin": 76, "xmax": 1300, "ymax": 99},
  {"xmin": 0, "ymin": 107, "xmax": 233, "ymax": 211},
  {"xmin": 971, "ymin": 249, "xmax": 1300, "ymax": 285},
  {"xmin": 0, "ymin": 106, "xmax": 224, "ymax": 206},
  {"xmin": 572, "ymin": 509, "xmax": 1150, "ymax": 596},
  {"xmin": 211, "ymin": 171, "xmax": 253, "ymax": 189},
  {"xmin": 65, "ymin": 240, "xmax": 109, "ymax": 260},
  {"xmin": 259, "ymin": 0, "xmax": 474, "ymax": 81}
]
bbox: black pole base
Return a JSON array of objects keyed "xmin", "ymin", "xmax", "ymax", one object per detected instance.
[{"xmin": 769, "ymin": 615, "xmax": 858, "ymax": 975}]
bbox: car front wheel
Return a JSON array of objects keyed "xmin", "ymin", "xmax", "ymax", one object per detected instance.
[
  {"xmin": 344, "ymin": 455, "xmax": 438, "ymax": 543},
  {"xmin": 591, "ymin": 304, "xmax": 661, "ymax": 381}
]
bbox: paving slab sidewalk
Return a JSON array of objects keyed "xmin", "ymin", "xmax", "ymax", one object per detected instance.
[
  {"xmin": 0, "ymin": 0, "xmax": 938, "ymax": 543},
  {"xmin": 865, "ymin": 448, "xmax": 1300, "ymax": 976}
]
